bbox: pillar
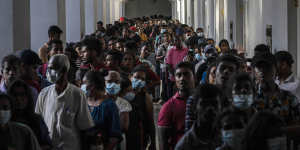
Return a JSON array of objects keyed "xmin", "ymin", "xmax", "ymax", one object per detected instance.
[
  {"xmin": 66, "ymin": 0, "xmax": 81, "ymax": 42},
  {"xmin": 85, "ymin": 0, "xmax": 96, "ymax": 34},
  {"xmin": 0, "ymin": 0, "xmax": 13, "ymax": 61},
  {"xmin": 30, "ymin": 0, "xmax": 58, "ymax": 52},
  {"xmin": 187, "ymin": 0, "xmax": 194, "ymax": 27}
]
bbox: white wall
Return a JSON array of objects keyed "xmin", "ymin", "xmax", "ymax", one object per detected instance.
[
  {"xmin": 0, "ymin": 0, "xmax": 13, "ymax": 62},
  {"xmin": 30, "ymin": 0, "xmax": 58, "ymax": 53},
  {"xmin": 66, "ymin": 0, "xmax": 81, "ymax": 42}
]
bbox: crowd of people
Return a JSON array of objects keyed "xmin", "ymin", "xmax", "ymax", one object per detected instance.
[{"xmin": 0, "ymin": 15, "xmax": 300, "ymax": 150}]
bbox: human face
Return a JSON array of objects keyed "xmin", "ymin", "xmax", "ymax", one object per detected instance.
[
  {"xmin": 132, "ymin": 71, "xmax": 146, "ymax": 82},
  {"xmin": 115, "ymin": 42, "xmax": 124, "ymax": 52},
  {"xmin": 220, "ymin": 42, "xmax": 229, "ymax": 53},
  {"xmin": 175, "ymin": 68, "xmax": 195, "ymax": 92},
  {"xmin": 216, "ymin": 61, "xmax": 237, "ymax": 86},
  {"xmin": 276, "ymin": 61, "xmax": 289, "ymax": 77},
  {"xmin": 174, "ymin": 37, "xmax": 182, "ymax": 49},
  {"xmin": 49, "ymin": 43, "xmax": 63, "ymax": 57},
  {"xmin": 197, "ymin": 96, "xmax": 221, "ymax": 130},
  {"xmin": 208, "ymin": 66, "xmax": 217, "ymax": 84},
  {"xmin": 207, "ymin": 40, "xmax": 215, "ymax": 45},
  {"xmin": 12, "ymin": 87, "xmax": 29, "ymax": 110},
  {"xmin": 105, "ymin": 55, "xmax": 116, "ymax": 68},
  {"xmin": 21, "ymin": 64, "xmax": 39, "ymax": 81},
  {"xmin": 232, "ymin": 80, "xmax": 253, "ymax": 95},
  {"xmin": 105, "ymin": 72, "xmax": 120, "ymax": 84},
  {"xmin": 121, "ymin": 54, "xmax": 134, "ymax": 70},
  {"xmin": 49, "ymin": 33, "xmax": 60, "ymax": 41},
  {"xmin": 81, "ymin": 46, "xmax": 95, "ymax": 63},
  {"xmin": 2, "ymin": 62, "xmax": 20, "ymax": 86},
  {"xmin": 108, "ymin": 41, "xmax": 115, "ymax": 50}
]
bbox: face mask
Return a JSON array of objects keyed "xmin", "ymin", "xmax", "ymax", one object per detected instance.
[
  {"xmin": 0, "ymin": 110, "xmax": 11, "ymax": 125},
  {"xmin": 105, "ymin": 83, "xmax": 121, "ymax": 95},
  {"xmin": 160, "ymin": 29, "xmax": 166, "ymax": 34},
  {"xmin": 267, "ymin": 136, "xmax": 287, "ymax": 150},
  {"xmin": 232, "ymin": 94, "xmax": 253, "ymax": 109},
  {"xmin": 222, "ymin": 129, "xmax": 244, "ymax": 150},
  {"xmin": 132, "ymin": 78, "xmax": 146, "ymax": 90},
  {"xmin": 81, "ymin": 84, "xmax": 92, "ymax": 97},
  {"xmin": 124, "ymin": 92, "xmax": 136, "ymax": 101},
  {"xmin": 195, "ymin": 53, "xmax": 202, "ymax": 61},
  {"xmin": 46, "ymin": 69, "xmax": 62, "ymax": 83},
  {"xmin": 197, "ymin": 32, "xmax": 204, "ymax": 37}
]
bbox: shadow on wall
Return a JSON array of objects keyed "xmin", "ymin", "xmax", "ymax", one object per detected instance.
[{"xmin": 125, "ymin": 0, "xmax": 172, "ymax": 18}]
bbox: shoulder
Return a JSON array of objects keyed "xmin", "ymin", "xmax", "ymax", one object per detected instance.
[
  {"xmin": 9, "ymin": 122, "xmax": 35, "ymax": 135},
  {"xmin": 116, "ymin": 97, "xmax": 132, "ymax": 112},
  {"xmin": 39, "ymin": 84, "xmax": 55, "ymax": 97}
]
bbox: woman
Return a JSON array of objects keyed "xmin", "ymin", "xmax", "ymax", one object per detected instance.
[
  {"xmin": 81, "ymin": 70, "xmax": 122, "ymax": 150},
  {"xmin": 0, "ymin": 93, "xmax": 41, "ymax": 150},
  {"xmin": 120, "ymin": 52, "xmax": 136, "ymax": 77},
  {"xmin": 7, "ymin": 80, "xmax": 52, "ymax": 150}
]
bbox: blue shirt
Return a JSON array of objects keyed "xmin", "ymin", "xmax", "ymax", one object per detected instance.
[{"xmin": 88, "ymin": 99, "xmax": 122, "ymax": 142}]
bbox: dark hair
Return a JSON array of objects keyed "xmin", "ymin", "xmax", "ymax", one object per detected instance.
[
  {"xmin": 252, "ymin": 52, "xmax": 276, "ymax": 67},
  {"xmin": 97, "ymin": 21, "xmax": 103, "ymax": 26},
  {"xmin": 131, "ymin": 64, "xmax": 148, "ymax": 75},
  {"xmin": 1, "ymin": 55, "xmax": 21, "ymax": 69},
  {"xmin": 243, "ymin": 111, "xmax": 285, "ymax": 150},
  {"xmin": 84, "ymin": 69, "xmax": 108, "ymax": 90},
  {"xmin": 17, "ymin": 49, "xmax": 41, "ymax": 65},
  {"xmin": 48, "ymin": 25, "xmax": 63, "ymax": 36},
  {"xmin": 216, "ymin": 54, "xmax": 241, "ymax": 70},
  {"xmin": 175, "ymin": 62, "xmax": 195, "ymax": 75},
  {"xmin": 204, "ymin": 62, "xmax": 217, "ymax": 84},
  {"xmin": 106, "ymin": 51, "xmax": 123, "ymax": 66},
  {"xmin": 215, "ymin": 108, "xmax": 247, "ymax": 130},
  {"xmin": 7, "ymin": 80, "xmax": 35, "ymax": 116},
  {"xmin": 0, "ymin": 93, "xmax": 13, "ymax": 107},
  {"xmin": 81, "ymin": 36, "xmax": 103, "ymax": 56},
  {"xmin": 218, "ymin": 39, "xmax": 229, "ymax": 48},
  {"xmin": 120, "ymin": 77, "xmax": 131, "ymax": 95},
  {"xmin": 227, "ymin": 72, "xmax": 254, "ymax": 94},
  {"xmin": 274, "ymin": 51, "xmax": 294, "ymax": 66},
  {"xmin": 194, "ymin": 84, "xmax": 222, "ymax": 102},
  {"xmin": 254, "ymin": 44, "xmax": 270, "ymax": 54}
]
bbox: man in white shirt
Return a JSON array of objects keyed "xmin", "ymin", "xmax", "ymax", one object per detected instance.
[
  {"xmin": 275, "ymin": 51, "xmax": 300, "ymax": 101},
  {"xmin": 35, "ymin": 54, "xmax": 94, "ymax": 150}
]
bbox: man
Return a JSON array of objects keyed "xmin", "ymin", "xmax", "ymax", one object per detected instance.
[
  {"xmin": 176, "ymin": 84, "xmax": 222, "ymax": 150},
  {"xmin": 38, "ymin": 25, "xmax": 63, "ymax": 64},
  {"xmin": 80, "ymin": 37, "xmax": 105, "ymax": 71},
  {"xmin": 275, "ymin": 51, "xmax": 300, "ymax": 101},
  {"xmin": 158, "ymin": 62, "xmax": 195, "ymax": 150},
  {"xmin": 165, "ymin": 36, "xmax": 188, "ymax": 99},
  {"xmin": 0, "ymin": 55, "xmax": 22, "ymax": 93},
  {"xmin": 254, "ymin": 44, "xmax": 270, "ymax": 56},
  {"xmin": 253, "ymin": 52, "xmax": 300, "ymax": 124},
  {"xmin": 35, "ymin": 54, "xmax": 94, "ymax": 150},
  {"xmin": 17, "ymin": 49, "xmax": 42, "ymax": 92}
]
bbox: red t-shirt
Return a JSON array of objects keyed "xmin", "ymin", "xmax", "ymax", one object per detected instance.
[{"xmin": 158, "ymin": 92, "xmax": 186, "ymax": 149}]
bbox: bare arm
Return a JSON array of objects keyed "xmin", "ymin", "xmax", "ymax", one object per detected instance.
[
  {"xmin": 120, "ymin": 112, "xmax": 130, "ymax": 132},
  {"xmin": 158, "ymin": 126, "xmax": 171, "ymax": 150}
]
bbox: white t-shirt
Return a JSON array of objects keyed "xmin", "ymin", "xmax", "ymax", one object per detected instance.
[
  {"xmin": 116, "ymin": 97, "xmax": 132, "ymax": 114},
  {"xmin": 35, "ymin": 83, "xmax": 94, "ymax": 150}
]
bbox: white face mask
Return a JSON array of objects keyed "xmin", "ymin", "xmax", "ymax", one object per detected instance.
[
  {"xmin": 46, "ymin": 69, "xmax": 62, "ymax": 84},
  {"xmin": 222, "ymin": 129, "xmax": 244, "ymax": 150},
  {"xmin": 197, "ymin": 32, "xmax": 204, "ymax": 37},
  {"xmin": 0, "ymin": 110, "xmax": 11, "ymax": 125},
  {"xmin": 232, "ymin": 94, "xmax": 253, "ymax": 109},
  {"xmin": 267, "ymin": 136, "xmax": 287, "ymax": 150}
]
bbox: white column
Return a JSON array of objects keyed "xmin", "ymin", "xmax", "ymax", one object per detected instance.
[
  {"xmin": 110, "ymin": 0, "xmax": 115, "ymax": 23},
  {"xmin": 105, "ymin": 0, "xmax": 111, "ymax": 24},
  {"xmin": 187, "ymin": 0, "xmax": 193, "ymax": 26},
  {"xmin": 205, "ymin": 0, "xmax": 215, "ymax": 38},
  {"xmin": 66, "ymin": 0, "xmax": 81, "ymax": 42},
  {"xmin": 297, "ymin": 7, "xmax": 300, "ymax": 78},
  {"xmin": 30, "ymin": 0, "xmax": 58, "ymax": 52},
  {"xmin": 0, "ymin": 0, "xmax": 13, "ymax": 61},
  {"xmin": 85, "ymin": 0, "xmax": 96, "ymax": 34},
  {"xmin": 224, "ymin": 0, "xmax": 237, "ymax": 47}
]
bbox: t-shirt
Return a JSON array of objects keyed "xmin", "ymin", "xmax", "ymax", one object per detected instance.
[
  {"xmin": 0, "ymin": 122, "xmax": 41, "ymax": 150},
  {"xmin": 158, "ymin": 92, "xmax": 187, "ymax": 149},
  {"xmin": 116, "ymin": 97, "xmax": 132, "ymax": 114}
]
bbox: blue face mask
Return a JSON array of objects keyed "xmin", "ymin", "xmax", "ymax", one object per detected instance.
[
  {"xmin": 105, "ymin": 83, "xmax": 121, "ymax": 95},
  {"xmin": 81, "ymin": 84, "xmax": 92, "ymax": 97},
  {"xmin": 195, "ymin": 53, "xmax": 202, "ymax": 61},
  {"xmin": 222, "ymin": 129, "xmax": 244, "ymax": 150},
  {"xmin": 123, "ymin": 92, "xmax": 136, "ymax": 101},
  {"xmin": 131, "ymin": 78, "xmax": 146, "ymax": 90},
  {"xmin": 232, "ymin": 94, "xmax": 253, "ymax": 109}
]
